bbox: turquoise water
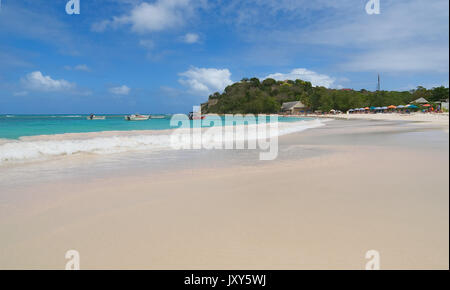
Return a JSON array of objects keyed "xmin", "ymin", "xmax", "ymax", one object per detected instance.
[{"xmin": 0, "ymin": 115, "xmax": 311, "ymax": 139}]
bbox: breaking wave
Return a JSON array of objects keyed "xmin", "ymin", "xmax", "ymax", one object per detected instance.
[{"xmin": 0, "ymin": 119, "xmax": 325, "ymax": 164}]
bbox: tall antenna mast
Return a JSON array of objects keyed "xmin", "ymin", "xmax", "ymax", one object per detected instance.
[{"xmin": 377, "ymin": 74, "xmax": 381, "ymax": 91}]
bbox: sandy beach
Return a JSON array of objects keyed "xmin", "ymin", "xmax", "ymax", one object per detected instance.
[
  {"xmin": 0, "ymin": 118, "xmax": 448, "ymax": 270},
  {"xmin": 305, "ymin": 112, "xmax": 449, "ymax": 126}
]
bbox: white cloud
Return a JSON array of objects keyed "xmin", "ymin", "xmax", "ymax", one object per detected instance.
[
  {"xmin": 22, "ymin": 71, "xmax": 75, "ymax": 91},
  {"xmin": 109, "ymin": 85, "xmax": 131, "ymax": 95},
  {"xmin": 179, "ymin": 67, "xmax": 233, "ymax": 95},
  {"xmin": 93, "ymin": 0, "xmax": 197, "ymax": 34},
  {"xmin": 183, "ymin": 33, "xmax": 199, "ymax": 44},
  {"xmin": 264, "ymin": 68, "xmax": 336, "ymax": 88}
]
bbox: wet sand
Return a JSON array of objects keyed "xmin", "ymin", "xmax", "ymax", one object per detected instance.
[{"xmin": 0, "ymin": 119, "xmax": 448, "ymax": 269}]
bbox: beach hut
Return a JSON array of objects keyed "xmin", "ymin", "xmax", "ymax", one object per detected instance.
[
  {"xmin": 440, "ymin": 98, "xmax": 449, "ymax": 111},
  {"xmin": 281, "ymin": 101, "xmax": 307, "ymax": 115},
  {"xmin": 411, "ymin": 97, "xmax": 429, "ymax": 104}
]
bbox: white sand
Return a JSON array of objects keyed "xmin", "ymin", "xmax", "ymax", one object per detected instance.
[
  {"xmin": 0, "ymin": 120, "xmax": 448, "ymax": 269},
  {"xmin": 306, "ymin": 112, "xmax": 449, "ymax": 126}
]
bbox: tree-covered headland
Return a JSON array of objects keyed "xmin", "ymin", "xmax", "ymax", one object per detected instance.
[{"xmin": 201, "ymin": 78, "xmax": 449, "ymax": 114}]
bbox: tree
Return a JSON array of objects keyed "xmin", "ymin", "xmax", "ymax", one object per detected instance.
[
  {"xmin": 412, "ymin": 86, "xmax": 432, "ymax": 101},
  {"xmin": 262, "ymin": 78, "xmax": 276, "ymax": 87},
  {"xmin": 319, "ymin": 93, "xmax": 333, "ymax": 112},
  {"xmin": 250, "ymin": 78, "xmax": 261, "ymax": 87},
  {"xmin": 430, "ymin": 86, "xmax": 449, "ymax": 102}
]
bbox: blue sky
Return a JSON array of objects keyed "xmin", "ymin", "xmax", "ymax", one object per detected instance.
[{"xmin": 0, "ymin": 0, "xmax": 448, "ymax": 114}]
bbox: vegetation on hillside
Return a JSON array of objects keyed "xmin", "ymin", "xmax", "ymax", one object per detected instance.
[{"xmin": 202, "ymin": 78, "xmax": 449, "ymax": 114}]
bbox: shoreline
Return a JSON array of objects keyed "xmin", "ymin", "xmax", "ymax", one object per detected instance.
[{"xmin": 0, "ymin": 118, "xmax": 323, "ymax": 165}]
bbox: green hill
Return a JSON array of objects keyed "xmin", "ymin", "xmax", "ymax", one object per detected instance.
[{"xmin": 201, "ymin": 78, "xmax": 449, "ymax": 114}]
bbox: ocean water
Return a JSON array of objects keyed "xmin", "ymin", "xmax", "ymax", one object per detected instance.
[
  {"xmin": 0, "ymin": 114, "xmax": 173, "ymax": 139},
  {"xmin": 0, "ymin": 114, "xmax": 324, "ymax": 165},
  {"xmin": 0, "ymin": 114, "xmax": 309, "ymax": 139}
]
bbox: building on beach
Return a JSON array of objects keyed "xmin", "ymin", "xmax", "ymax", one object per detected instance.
[
  {"xmin": 281, "ymin": 101, "xmax": 307, "ymax": 114},
  {"xmin": 411, "ymin": 97, "xmax": 429, "ymax": 104},
  {"xmin": 440, "ymin": 98, "xmax": 449, "ymax": 111}
]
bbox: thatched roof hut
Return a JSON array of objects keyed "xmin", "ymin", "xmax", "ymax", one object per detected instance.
[
  {"xmin": 411, "ymin": 97, "xmax": 429, "ymax": 104},
  {"xmin": 281, "ymin": 101, "xmax": 307, "ymax": 114}
]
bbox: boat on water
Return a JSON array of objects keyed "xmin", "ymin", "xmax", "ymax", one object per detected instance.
[
  {"xmin": 188, "ymin": 112, "xmax": 205, "ymax": 120},
  {"xmin": 87, "ymin": 114, "xmax": 106, "ymax": 120},
  {"xmin": 125, "ymin": 114, "xmax": 150, "ymax": 121}
]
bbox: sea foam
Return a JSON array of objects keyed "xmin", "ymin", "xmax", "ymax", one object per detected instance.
[{"xmin": 0, "ymin": 119, "xmax": 324, "ymax": 164}]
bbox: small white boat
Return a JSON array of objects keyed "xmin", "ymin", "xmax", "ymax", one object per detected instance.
[
  {"xmin": 125, "ymin": 114, "xmax": 150, "ymax": 121},
  {"xmin": 87, "ymin": 114, "xmax": 106, "ymax": 120}
]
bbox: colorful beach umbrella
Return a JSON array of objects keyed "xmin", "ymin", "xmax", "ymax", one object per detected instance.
[
  {"xmin": 388, "ymin": 105, "xmax": 397, "ymax": 109},
  {"xmin": 407, "ymin": 104, "xmax": 418, "ymax": 109},
  {"xmin": 422, "ymin": 104, "xmax": 431, "ymax": 107},
  {"xmin": 397, "ymin": 105, "xmax": 405, "ymax": 108},
  {"xmin": 364, "ymin": 107, "xmax": 370, "ymax": 110}
]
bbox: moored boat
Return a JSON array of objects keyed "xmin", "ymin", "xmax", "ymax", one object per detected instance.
[
  {"xmin": 188, "ymin": 112, "xmax": 205, "ymax": 120},
  {"xmin": 125, "ymin": 114, "xmax": 150, "ymax": 121},
  {"xmin": 87, "ymin": 114, "xmax": 106, "ymax": 120}
]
